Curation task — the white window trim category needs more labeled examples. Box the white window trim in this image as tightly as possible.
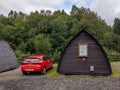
[78,43,88,57]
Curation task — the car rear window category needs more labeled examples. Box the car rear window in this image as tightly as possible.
[24,58,41,62]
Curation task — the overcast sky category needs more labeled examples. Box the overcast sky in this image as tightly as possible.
[0,0,120,25]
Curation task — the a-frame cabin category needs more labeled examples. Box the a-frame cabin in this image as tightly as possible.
[0,41,19,72]
[57,29,112,75]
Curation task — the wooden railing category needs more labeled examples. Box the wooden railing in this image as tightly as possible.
[108,55,120,61]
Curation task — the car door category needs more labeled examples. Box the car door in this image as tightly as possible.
[43,56,49,69]
[46,57,53,68]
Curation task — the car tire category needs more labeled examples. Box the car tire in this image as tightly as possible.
[41,67,46,75]
[51,64,53,69]
[22,72,27,75]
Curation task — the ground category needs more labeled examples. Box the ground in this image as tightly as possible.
[111,62,120,77]
[0,62,120,90]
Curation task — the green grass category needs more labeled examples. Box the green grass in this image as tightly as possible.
[45,66,58,77]
[110,62,120,77]
[45,62,120,77]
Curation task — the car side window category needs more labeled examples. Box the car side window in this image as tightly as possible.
[47,57,51,60]
[43,57,48,60]
[43,56,51,60]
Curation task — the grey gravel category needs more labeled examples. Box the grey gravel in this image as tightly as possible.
[0,67,120,90]
[0,75,120,90]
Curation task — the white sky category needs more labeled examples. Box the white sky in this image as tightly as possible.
[0,0,120,25]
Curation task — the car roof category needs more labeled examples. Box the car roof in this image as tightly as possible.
[26,55,46,59]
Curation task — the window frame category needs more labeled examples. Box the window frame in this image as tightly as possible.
[78,43,88,57]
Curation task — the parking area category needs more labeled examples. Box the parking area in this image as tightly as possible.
[0,67,23,81]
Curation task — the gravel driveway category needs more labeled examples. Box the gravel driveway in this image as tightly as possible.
[0,67,120,90]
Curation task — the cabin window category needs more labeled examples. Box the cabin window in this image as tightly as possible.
[78,43,88,57]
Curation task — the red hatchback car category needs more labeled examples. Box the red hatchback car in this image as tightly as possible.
[21,55,54,75]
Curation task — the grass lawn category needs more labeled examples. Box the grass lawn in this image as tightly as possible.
[45,62,120,77]
[110,61,120,77]
[45,65,58,77]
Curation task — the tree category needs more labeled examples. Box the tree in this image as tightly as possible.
[8,10,14,18]
[0,7,119,62]
[49,15,69,50]
[113,18,120,35]
[70,5,79,15]
[34,34,52,54]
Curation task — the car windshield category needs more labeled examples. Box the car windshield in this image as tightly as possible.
[24,58,41,62]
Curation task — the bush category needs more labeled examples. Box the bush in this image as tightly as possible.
[15,50,31,64]
[51,49,61,63]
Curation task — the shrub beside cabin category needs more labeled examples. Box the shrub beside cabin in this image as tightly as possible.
[57,29,112,75]
[0,41,19,73]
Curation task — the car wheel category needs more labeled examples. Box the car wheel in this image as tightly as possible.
[41,67,46,75]
[51,64,53,69]
[22,72,27,75]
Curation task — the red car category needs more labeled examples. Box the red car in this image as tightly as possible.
[21,55,54,75]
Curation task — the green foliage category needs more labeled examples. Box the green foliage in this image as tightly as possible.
[34,34,52,54]
[51,49,61,62]
[104,47,120,61]
[0,5,119,63]
[15,50,31,63]
[113,18,120,35]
